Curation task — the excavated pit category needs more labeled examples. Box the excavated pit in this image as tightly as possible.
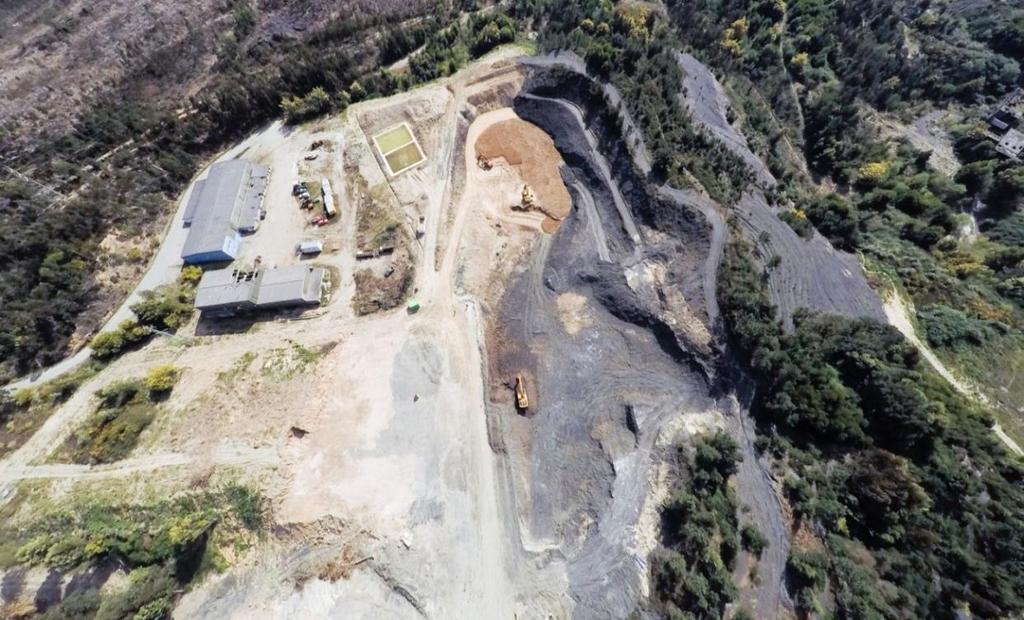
[485,67,723,618]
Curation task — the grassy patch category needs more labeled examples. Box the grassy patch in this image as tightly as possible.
[6,483,267,617]
[57,368,180,464]
[356,183,402,250]
[0,361,103,458]
[260,341,322,380]
[352,255,413,315]
[217,351,257,384]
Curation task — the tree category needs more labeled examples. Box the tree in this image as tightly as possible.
[90,331,126,360]
[845,450,930,544]
[740,523,768,556]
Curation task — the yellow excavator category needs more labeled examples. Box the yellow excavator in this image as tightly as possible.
[521,184,535,208]
[515,374,529,410]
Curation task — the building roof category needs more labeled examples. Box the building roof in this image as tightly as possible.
[182,179,206,225]
[194,265,324,311]
[194,269,257,309]
[254,265,323,306]
[181,160,269,260]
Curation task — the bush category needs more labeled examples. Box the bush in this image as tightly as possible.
[918,304,999,351]
[90,330,126,359]
[130,283,194,330]
[805,193,860,250]
[787,550,830,612]
[179,265,203,286]
[224,483,266,531]
[144,365,180,394]
[72,402,155,464]
[94,564,175,620]
[740,523,768,556]
[91,319,151,360]
[280,86,332,124]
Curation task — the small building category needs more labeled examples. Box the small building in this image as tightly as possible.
[321,178,337,218]
[298,240,324,255]
[181,160,269,264]
[194,265,325,315]
[988,109,1019,134]
[997,128,1024,160]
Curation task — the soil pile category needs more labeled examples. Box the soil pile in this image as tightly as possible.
[475,119,572,232]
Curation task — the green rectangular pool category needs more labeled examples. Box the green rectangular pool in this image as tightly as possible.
[374,124,414,154]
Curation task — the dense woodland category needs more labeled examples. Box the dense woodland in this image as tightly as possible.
[666,0,1024,421]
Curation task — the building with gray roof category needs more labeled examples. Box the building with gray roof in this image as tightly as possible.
[181,159,269,264]
[194,265,325,315]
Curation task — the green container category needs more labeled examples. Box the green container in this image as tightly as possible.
[407,299,421,313]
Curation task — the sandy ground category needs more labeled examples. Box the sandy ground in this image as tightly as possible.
[475,116,572,231]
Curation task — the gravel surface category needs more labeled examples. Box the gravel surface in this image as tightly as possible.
[498,73,728,619]
[676,52,776,187]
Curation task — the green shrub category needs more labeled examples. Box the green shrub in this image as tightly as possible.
[224,483,266,531]
[130,283,194,330]
[740,523,768,557]
[95,564,175,620]
[787,550,830,612]
[918,304,1000,351]
[90,330,126,359]
[179,265,203,286]
[72,403,155,464]
[12,387,34,408]
[96,379,145,409]
[39,588,101,620]
[280,87,332,124]
[144,365,180,394]
[805,193,860,250]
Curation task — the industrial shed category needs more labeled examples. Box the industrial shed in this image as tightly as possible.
[194,265,325,315]
[181,159,269,264]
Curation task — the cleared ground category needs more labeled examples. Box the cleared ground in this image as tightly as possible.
[0,47,738,619]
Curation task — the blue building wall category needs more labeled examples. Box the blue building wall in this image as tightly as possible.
[182,233,240,264]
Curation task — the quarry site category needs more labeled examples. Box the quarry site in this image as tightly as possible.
[2,39,1020,619]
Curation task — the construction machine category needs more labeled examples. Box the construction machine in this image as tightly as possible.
[515,374,529,410]
[521,184,535,208]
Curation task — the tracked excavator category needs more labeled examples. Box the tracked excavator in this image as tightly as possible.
[515,374,529,410]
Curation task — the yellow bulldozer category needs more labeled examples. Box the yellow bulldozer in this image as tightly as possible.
[515,374,529,410]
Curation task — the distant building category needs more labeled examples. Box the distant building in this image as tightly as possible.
[181,160,269,264]
[194,265,325,315]
[997,128,1024,160]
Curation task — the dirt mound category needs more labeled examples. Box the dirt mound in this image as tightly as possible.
[475,119,572,231]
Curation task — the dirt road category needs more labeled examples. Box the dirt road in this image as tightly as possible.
[884,292,1024,456]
